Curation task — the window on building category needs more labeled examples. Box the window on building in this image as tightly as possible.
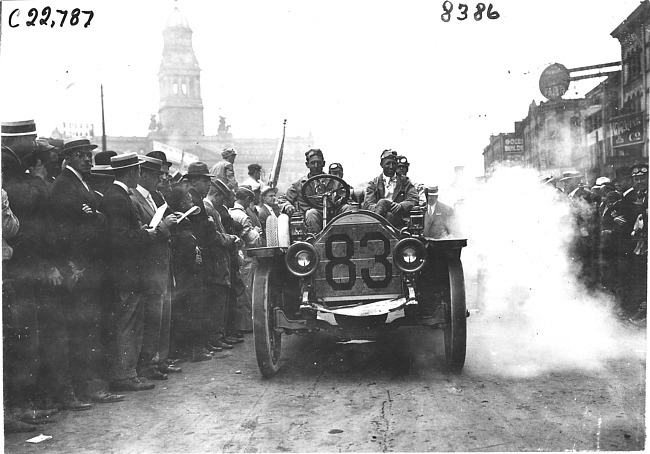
[182,83,187,95]
[173,83,178,95]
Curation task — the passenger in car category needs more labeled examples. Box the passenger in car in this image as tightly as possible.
[363,149,419,227]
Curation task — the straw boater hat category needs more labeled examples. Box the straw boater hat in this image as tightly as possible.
[560,170,582,182]
[147,151,170,174]
[61,138,98,157]
[110,152,144,170]
[1,120,37,137]
[426,185,439,195]
[140,156,163,173]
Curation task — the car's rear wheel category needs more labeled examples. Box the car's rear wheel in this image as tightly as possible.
[443,255,467,372]
[252,260,282,377]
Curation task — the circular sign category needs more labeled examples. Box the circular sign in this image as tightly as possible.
[539,63,570,100]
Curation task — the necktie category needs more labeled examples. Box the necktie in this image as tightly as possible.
[146,193,157,212]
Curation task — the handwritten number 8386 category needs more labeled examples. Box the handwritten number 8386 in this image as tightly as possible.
[441,2,500,21]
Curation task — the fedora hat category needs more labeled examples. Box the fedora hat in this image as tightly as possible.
[1,120,36,137]
[184,161,212,178]
[61,138,98,156]
[110,152,144,170]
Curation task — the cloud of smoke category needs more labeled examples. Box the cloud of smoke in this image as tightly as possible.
[454,166,646,378]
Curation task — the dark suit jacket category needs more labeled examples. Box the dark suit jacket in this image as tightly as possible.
[130,187,171,294]
[423,201,456,239]
[363,173,419,213]
[50,168,108,283]
[99,182,153,291]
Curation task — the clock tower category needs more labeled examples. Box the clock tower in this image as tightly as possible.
[157,6,204,139]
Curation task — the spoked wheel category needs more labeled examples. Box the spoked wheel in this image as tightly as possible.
[443,255,467,372]
[252,260,282,377]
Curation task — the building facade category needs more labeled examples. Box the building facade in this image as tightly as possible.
[483,1,649,185]
[52,6,313,191]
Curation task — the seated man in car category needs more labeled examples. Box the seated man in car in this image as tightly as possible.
[278,148,352,234]
[363,149,419,227]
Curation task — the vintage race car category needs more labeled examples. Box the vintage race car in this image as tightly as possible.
[247,174,468,377]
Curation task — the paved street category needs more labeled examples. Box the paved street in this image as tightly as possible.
[4,314,646,453]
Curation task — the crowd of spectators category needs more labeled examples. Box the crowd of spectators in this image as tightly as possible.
[1,119,273,433]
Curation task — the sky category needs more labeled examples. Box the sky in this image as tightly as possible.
[0,0,642,186]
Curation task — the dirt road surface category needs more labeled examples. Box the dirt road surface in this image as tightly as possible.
[4,315,646,453]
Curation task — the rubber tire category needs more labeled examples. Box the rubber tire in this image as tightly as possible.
[443,255,467,372]
[252,260,282,377]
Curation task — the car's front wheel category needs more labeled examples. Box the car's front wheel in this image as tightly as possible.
[443,254,467,372]
[252,260,282,377]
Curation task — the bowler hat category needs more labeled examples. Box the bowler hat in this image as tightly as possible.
[1,120,36,137]
[110,152,144,170]
[61,138,98,156]
[560,170,582,181]
[380,149,397,161]
[92,151,117,176]
[184,161,212,178]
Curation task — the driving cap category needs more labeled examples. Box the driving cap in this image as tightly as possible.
[560,170,582,181]
[222,147,237,159]
[329,162,343,172]
[305,148,324,160]
[2,120,36,137]
[630,163,649,177]
[61,138,98,156]
[211,177,232,196]
[110,152,144,170]
[396,155,409,166]
[184,161,212,177]
[260,185,278,197]
[140,155,163,172]
[380,149,398,161]
[236,186,255,199]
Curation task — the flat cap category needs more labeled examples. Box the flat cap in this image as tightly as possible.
[380,149,398,161]
[222,148,237,159]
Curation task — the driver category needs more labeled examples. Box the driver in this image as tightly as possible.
[278,148,352,233]
[363,149,419,227]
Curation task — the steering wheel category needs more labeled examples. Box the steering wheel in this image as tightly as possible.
[300,174,351,210]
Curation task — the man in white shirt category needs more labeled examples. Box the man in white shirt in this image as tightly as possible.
[363,149,419,227]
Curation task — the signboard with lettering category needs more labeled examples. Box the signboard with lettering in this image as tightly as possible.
[503,134,524,153]
[610,112,645,149]
[539,63,570,101]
